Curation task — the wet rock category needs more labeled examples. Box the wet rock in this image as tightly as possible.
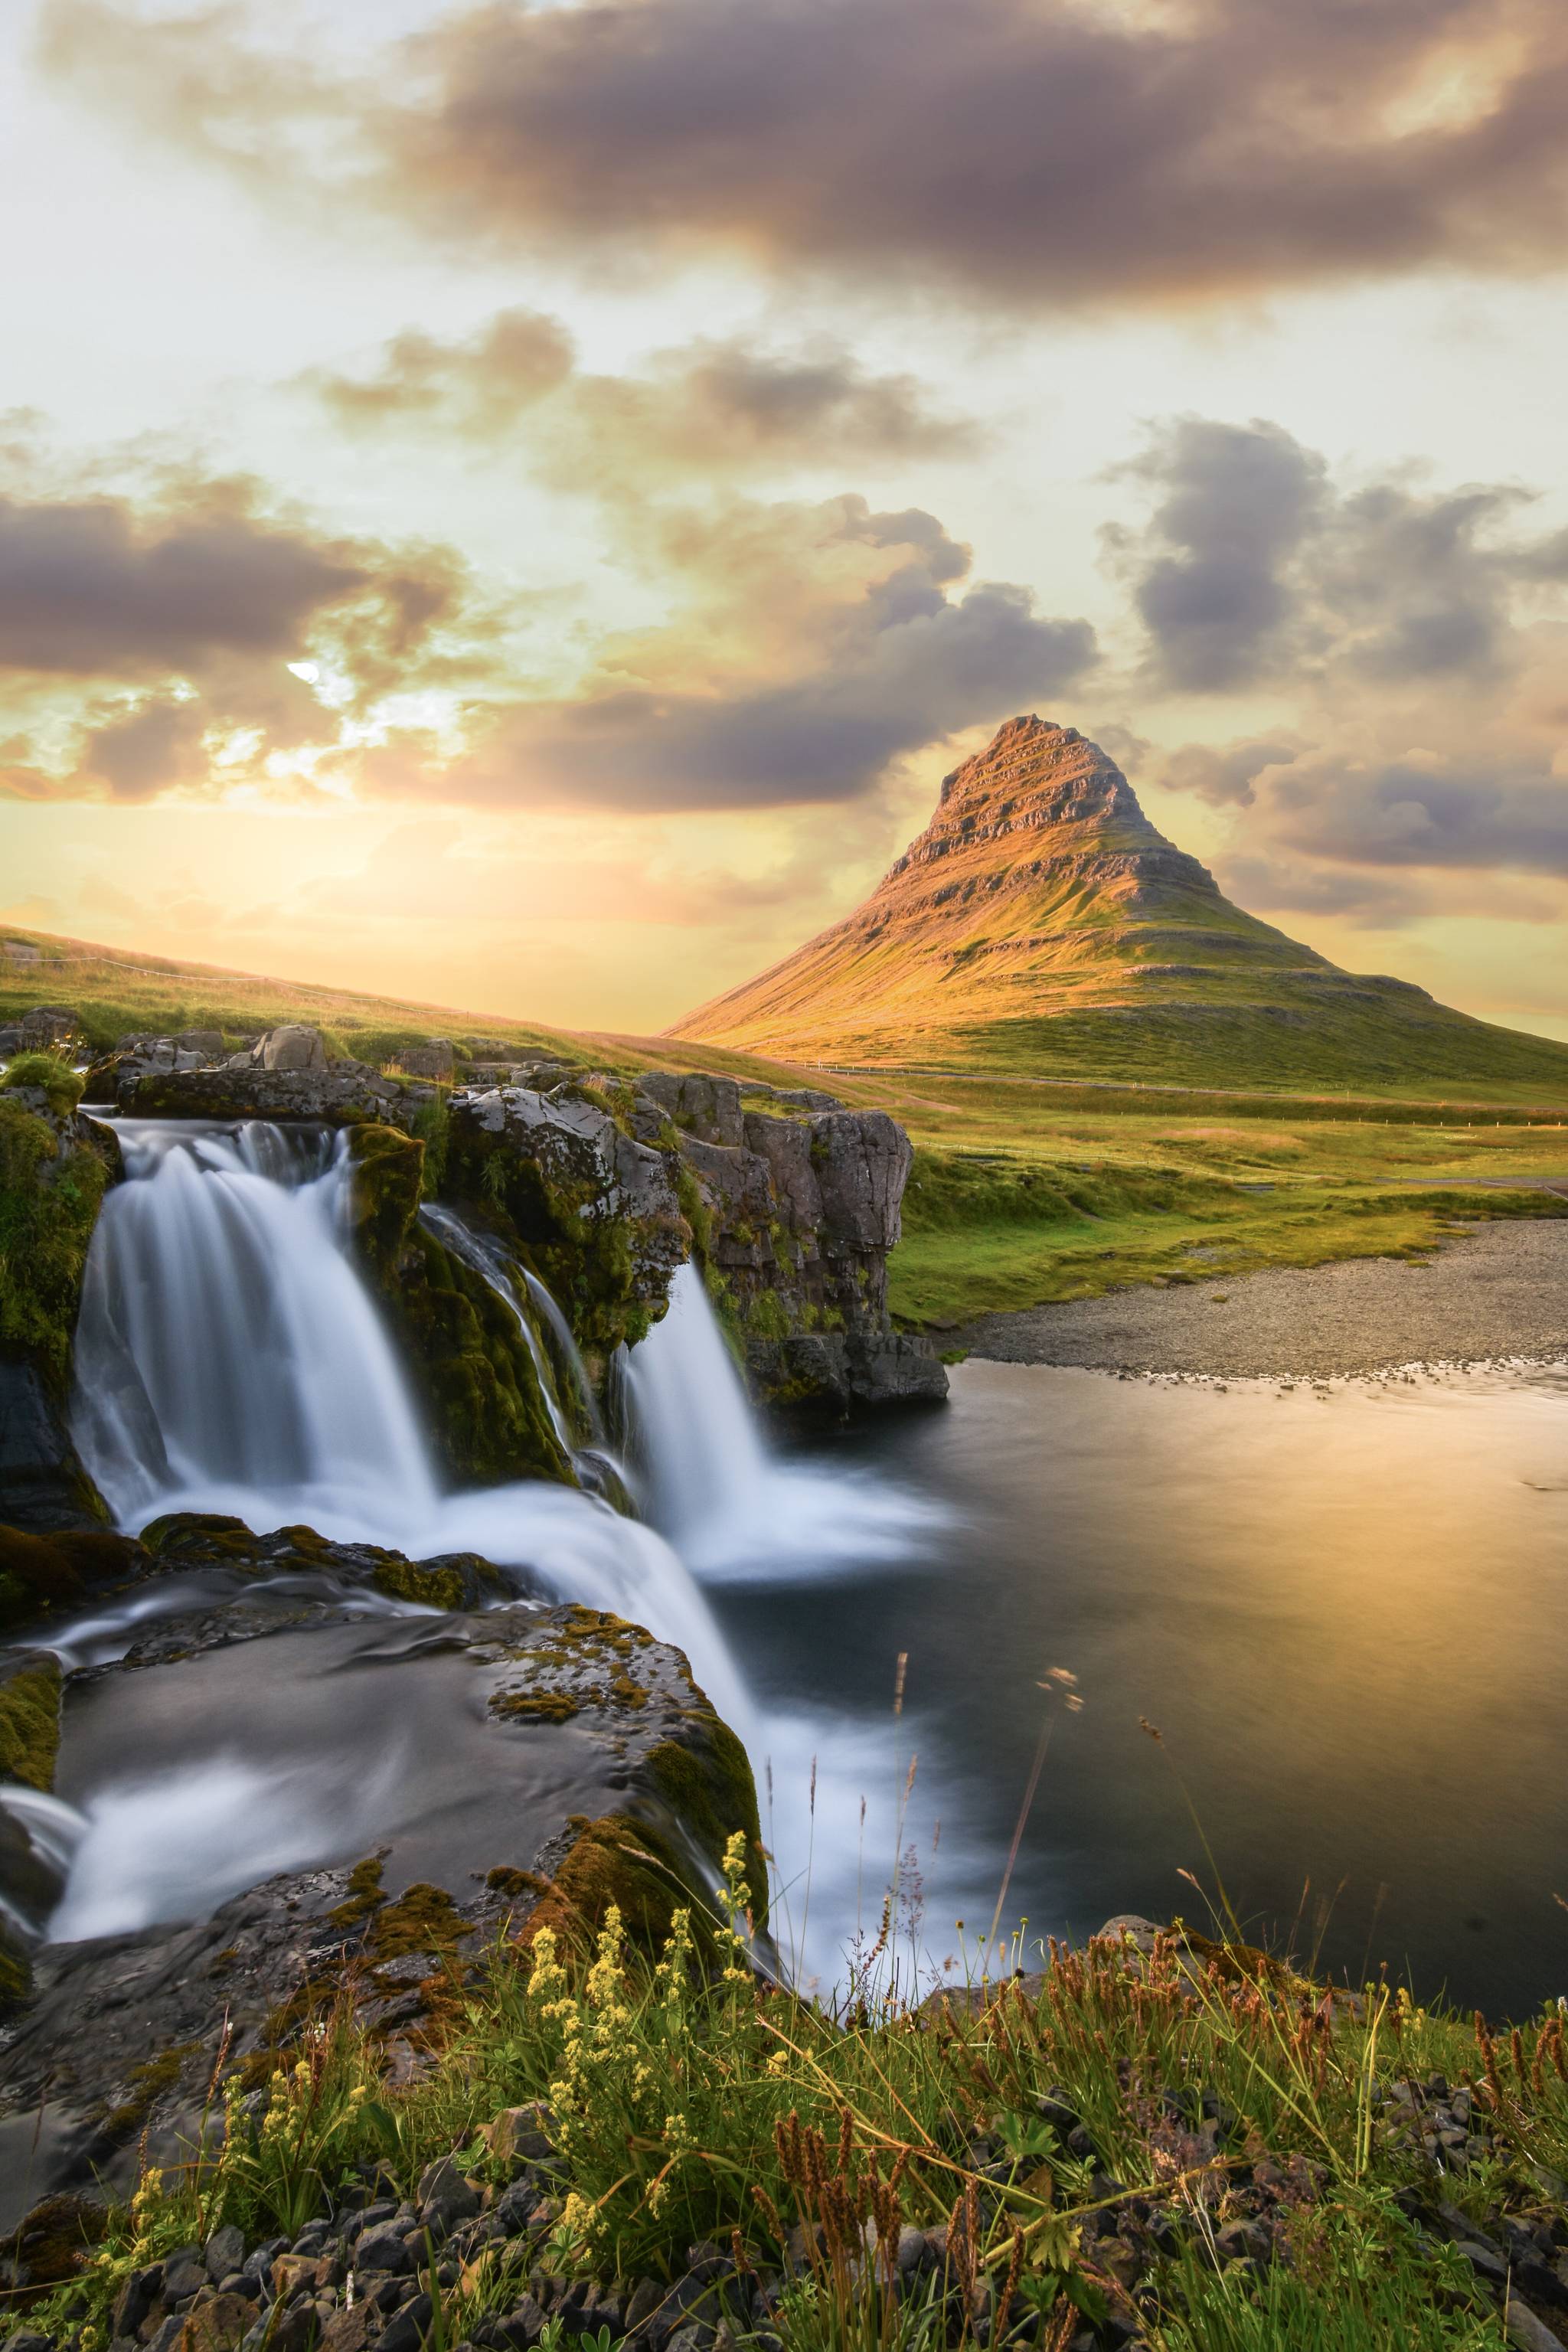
[0,1599,761,2223]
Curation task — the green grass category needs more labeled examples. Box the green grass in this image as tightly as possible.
[945,992,1568,1104]
[890,1145,1568,1326]
[36,1854,1566,2352]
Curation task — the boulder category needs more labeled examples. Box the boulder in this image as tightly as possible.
[636,1071,744,1148]
[250,1024,328,1074]
[15,1010,78,1054]
[446,1085,688,1355]
[0,1586,763,2223]
[0,1099,120,1530]
[397,1039,456,1082]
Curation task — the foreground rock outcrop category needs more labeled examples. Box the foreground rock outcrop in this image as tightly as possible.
[0,1514,763,2223]
[0,1080,120,1536]
[70,1022,943,1422]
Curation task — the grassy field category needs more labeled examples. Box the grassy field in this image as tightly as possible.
[779,1070,1568,1329]
[8,923,1568,1327]
[33,1855,1568,2352]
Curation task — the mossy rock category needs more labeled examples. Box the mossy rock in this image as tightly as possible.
[371,1551,505,1610]
[347,1121,426,1277]
[516,1812,699,1956]
[364,1218,576,1487]
[0,1522,144,1633]
[0,1099,113,1396]
[0,1652,61,1791]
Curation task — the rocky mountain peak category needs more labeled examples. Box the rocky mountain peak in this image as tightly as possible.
[887,715,1169,886]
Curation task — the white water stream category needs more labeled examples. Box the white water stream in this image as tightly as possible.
[22,1120,943,1984]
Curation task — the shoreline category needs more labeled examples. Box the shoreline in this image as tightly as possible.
[951,1215,1568,1382]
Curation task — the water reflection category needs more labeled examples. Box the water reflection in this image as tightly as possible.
[717,1361,1568,2017]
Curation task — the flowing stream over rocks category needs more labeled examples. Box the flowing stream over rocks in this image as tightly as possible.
[12,1119,942,1994]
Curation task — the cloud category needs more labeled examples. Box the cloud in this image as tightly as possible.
[368,495,1097,812]
[79,695,208,800]
[1118,417,1568,696]
[1265,750,1568,879]
[0,487,367,678]
[309,309,577,433]
[308,315,977,479]
[0,461,494,802]
[1109,420,1326,691]
[38,0,1568,313]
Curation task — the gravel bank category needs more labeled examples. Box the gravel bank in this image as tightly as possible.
[953,1217,1568,1380]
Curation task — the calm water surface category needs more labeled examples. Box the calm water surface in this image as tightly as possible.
[715,1361,1568,2017]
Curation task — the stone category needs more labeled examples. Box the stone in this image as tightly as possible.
[176,2294,256,2352]
[1504,2305,1568,2352]
[416,2156,481,2228]
[637,1072,744,1148]
[400,1040,456,1081]
[204,2226,245,2284]
[164,2259,208,2305]
[375,2295,434,2352]
[487,2105,554,2167]
[253,1025,328,1074]
[113,2268,165,2338]
[351,2232,414,2276]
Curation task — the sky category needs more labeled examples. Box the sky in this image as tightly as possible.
[3,0,1568,1040]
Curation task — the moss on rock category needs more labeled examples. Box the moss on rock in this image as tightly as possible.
[0,1654,61,1791]
[346,1122,426,1279]
[0,1523,143,1633]
[343,1127,576,1485]
[517,1812,697,1955]
[0,1099,112,1396]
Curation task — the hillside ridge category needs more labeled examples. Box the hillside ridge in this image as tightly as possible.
[671,715,1568,1097]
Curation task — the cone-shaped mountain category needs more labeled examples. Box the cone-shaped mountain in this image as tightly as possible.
[672,717,1568,1095]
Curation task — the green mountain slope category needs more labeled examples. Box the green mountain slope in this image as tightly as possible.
[671,716,1568,1101]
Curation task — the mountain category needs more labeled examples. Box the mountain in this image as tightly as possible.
[671,715,1568,1097]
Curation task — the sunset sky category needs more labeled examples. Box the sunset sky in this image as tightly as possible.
[4,0,1567,1039]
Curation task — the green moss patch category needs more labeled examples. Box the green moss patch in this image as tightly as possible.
[0,1099,111,1393]
[0,1655,61,1790]
[346,1121,426,1277]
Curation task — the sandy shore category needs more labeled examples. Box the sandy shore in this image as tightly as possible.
[953,1217,1568,1380]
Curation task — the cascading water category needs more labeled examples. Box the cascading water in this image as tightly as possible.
[29,1119,946,1988]
[76,1124,437,1527]
[626,1262,943,1579]
[69,1121,745,1726]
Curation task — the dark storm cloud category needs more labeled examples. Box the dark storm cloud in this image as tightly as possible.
[41,0,1568,311]
[0,489,368,678]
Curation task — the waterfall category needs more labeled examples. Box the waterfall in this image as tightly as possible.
[76,1124,436,1527]
[56,1119,942,1988]
[624,1263,770,1549]
[625,1262,944,1581]
[70,1121,747,1729]
[416,1201,624,1500]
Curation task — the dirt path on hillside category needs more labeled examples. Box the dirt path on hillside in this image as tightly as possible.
[952,1217,1568,1380]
